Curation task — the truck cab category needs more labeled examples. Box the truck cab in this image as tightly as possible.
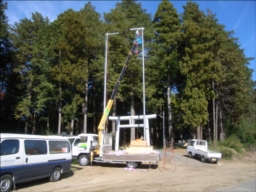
[67,134,98,166]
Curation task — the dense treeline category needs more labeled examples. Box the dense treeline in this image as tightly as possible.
[1,0,255,147]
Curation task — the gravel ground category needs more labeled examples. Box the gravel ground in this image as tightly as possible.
[14,148,256,192]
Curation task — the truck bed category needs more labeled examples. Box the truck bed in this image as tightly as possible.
[196,149,222,158]
[102,152,160,163]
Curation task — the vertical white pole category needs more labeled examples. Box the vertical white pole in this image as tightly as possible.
[102,32,118,157]
[103,33,108,113]
[141,28,148,145]
[103,32,119,113]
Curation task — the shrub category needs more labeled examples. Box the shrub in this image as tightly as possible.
[215,135,245,159]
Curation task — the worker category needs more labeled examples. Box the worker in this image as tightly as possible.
[133,30,142,55]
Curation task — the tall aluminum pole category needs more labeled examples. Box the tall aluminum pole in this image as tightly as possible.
[103,32,119,113]
[141,28,147,144]
[130,27,148,145]
[103,34,108,113]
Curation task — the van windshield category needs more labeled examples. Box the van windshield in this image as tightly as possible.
[188,140,195,146]
[0,139,19,155]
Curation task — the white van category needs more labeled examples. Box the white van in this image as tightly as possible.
[0,133,72,192]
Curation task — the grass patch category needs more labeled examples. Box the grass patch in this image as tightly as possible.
[72,159,78,164]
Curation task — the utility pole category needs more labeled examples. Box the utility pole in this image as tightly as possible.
[130,27,148,144]
[103,32,119,133]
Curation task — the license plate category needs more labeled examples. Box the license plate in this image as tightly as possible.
[212,158,216,161]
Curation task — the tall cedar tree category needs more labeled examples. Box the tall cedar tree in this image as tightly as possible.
[30,21,62,134]
[178,2,223,139]
[152,0,180,144]
[215,31,254,136]
[0,0,19,132]
[79,2,104,134]
[51,9,90,134]
[10,12,50,134]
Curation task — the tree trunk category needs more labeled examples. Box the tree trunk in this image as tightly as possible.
[93,85,96,134]
[196,126,202,139]
[57,84,62,134]
[213,81,217,148]
[32,111,36,134]
[192,129,196,139]
[83,80,88,134]
[215,100,219,144]
[219,108,225,141]
[57,50,62,134]
[207,119,211,142]
[47,114,50,130]
[24,119,29,134]
[167,81,173,144]
[70,118,74,135]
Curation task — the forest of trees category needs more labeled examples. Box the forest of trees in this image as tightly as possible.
[1,0,255,148]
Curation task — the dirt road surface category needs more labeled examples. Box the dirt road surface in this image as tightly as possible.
[15,149,256,192]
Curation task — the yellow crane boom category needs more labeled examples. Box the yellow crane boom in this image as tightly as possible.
[97,41,137,148]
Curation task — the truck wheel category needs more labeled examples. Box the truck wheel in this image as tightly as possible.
[188,152,193,158]
[79,155,89,166]
[50,167,61,182]
[126,162,139,169]
[201,156,206,163]
[0,174,13,192]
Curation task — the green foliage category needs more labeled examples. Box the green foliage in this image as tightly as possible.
[211,135,245,159]
[220,135,244,153]
[44,128,53,135]
[1,0,255,147]
[237,117,256,144]
[72,159,78,164]
[178,2,220,130]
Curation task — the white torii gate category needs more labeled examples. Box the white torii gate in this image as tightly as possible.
[109,114,157,151]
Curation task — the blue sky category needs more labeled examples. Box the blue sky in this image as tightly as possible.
[4,0,256,81]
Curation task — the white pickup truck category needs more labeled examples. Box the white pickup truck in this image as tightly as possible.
[186,139,222,163]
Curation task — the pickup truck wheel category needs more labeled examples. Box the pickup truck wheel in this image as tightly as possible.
[126,162,139,169]
[0,174,13,192]
[79,155,89,166]
[188,152,193,158]
[201,156,206,163]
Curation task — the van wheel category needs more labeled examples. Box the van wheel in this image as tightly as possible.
[1,174,13,192]
[50,167,61,182]
[188,152,193,158]
[79,155,89,166]
[201,156,206,163]
[126,162,139,169]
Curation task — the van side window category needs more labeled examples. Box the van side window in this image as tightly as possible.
[0,139,19,156]
[25,140,47,155]
[49,141,70,154]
